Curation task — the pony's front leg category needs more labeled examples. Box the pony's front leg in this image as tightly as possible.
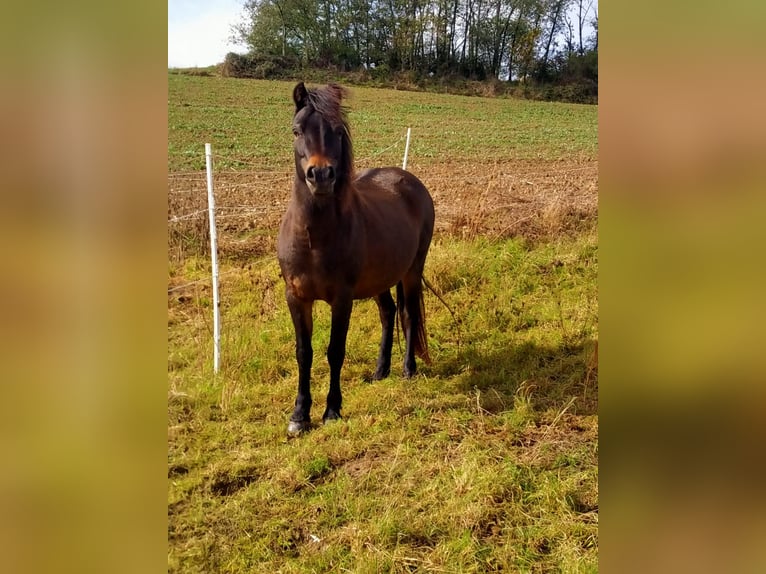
[324,293,353,423]
[286,291,314,436]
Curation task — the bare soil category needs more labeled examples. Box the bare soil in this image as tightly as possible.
[168,158,597,261]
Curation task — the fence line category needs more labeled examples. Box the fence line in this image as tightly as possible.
[204,143,221,373]
[210,153,260,169]
[169,132,411,176]
[169,209,208,223]
[168,278,208,294]
[167,268,242,294]
[168,169,597,192]
[169,168,288,176]
[357,134,406,163]
[215,212,270,221]
[402,128,411,170]
[168,174,596,225]
[168,133,598,232]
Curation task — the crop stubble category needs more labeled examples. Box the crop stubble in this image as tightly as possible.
[168,157,597,261]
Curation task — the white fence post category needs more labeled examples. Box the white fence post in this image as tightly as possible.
[402,127,411,170]
[205,143,221,373]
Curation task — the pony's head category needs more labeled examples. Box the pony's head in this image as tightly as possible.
[292,82,353,196]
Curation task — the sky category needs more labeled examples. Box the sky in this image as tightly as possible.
[168,0,249,68]
[168,0,597,69]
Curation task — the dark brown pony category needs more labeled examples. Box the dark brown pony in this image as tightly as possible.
[277,82,435,436]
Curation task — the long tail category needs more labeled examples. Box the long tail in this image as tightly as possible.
[414,285,431,364]
[422,276,455,321]
[422,275,460,355]
[396,282,431,365]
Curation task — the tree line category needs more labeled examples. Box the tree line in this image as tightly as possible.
[230,0,597,97]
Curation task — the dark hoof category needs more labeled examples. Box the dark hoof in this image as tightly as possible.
[287,419,311,437]
[403,359,417,378]
[372,368,390,381]
[322,410,342,425]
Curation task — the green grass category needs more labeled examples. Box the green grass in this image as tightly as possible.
[168,234,597,572]
[168,74,597,172]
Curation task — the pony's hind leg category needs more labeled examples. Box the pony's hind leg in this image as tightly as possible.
[397,271,428,378]
[373,290,396,380]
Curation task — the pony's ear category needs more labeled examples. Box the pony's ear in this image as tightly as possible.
[293,82,308,111]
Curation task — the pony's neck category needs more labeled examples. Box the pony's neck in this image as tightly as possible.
[289,178,356,249]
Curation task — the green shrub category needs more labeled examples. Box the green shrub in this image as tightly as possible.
[221,52,299,79]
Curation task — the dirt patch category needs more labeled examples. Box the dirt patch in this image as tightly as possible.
[208,469,261,496]
[167,158,597,261]
[422,158,597,240]
[338,450,385,480]
[512,413,598,468]
[168,464,190,478]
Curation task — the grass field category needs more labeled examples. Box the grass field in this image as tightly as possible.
[168,74,598,572]
[168,74,597,172]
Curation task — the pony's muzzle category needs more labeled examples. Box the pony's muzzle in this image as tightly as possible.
[305,156,336,194]
[306,165,335,187]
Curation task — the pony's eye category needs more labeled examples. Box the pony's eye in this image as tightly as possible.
[292,128,300,137]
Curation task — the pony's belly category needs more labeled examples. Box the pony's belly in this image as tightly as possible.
[353,267,407,299]
[353,283,387,300]
[287,268,395,302]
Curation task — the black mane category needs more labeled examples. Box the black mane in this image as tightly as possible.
[303,84,354,178]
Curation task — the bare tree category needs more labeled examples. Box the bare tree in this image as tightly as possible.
[577,0,593,55]
[539,0,570,77]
